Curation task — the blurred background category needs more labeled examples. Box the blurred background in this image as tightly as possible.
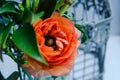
[0,0,120,80]
[104,0,120,80]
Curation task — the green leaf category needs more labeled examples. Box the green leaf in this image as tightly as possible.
[2,16,9,26]
[0,3,23,23]
[81,31,88,43]
[0,20,13,49]
[31,11,44,23]
[0,22,13,49]
[12,12,23,23]
[0,2,16,14]
[38,0,57,19]
[0,0,6,7]
[75,24,85,31]
[6,71,19,80]
[0,21,13,61]
[22,8,32,23]
[23,8,44,23]
[15,58,28,64]
[12,23,47,65]
[75,24,88,43]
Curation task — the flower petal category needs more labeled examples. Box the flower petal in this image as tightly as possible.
[22,12,81,78]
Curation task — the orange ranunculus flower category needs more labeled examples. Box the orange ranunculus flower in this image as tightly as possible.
[22,13,81,77]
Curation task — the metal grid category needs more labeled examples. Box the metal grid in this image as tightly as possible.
[70,0,112,80]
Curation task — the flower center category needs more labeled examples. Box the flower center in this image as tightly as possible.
[44,35,57,50]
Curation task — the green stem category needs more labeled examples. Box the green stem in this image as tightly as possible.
[32,0,40,13]
[55,0,64,10]
[59,5,70,15]
[26,0,31,10]
[6,47,27,64]
[61,75,66,80]
[0,48,3,61]
[17,64,22,80]
[22,70,26,80]
[7,47,16,60]
[18,4,24,12]
[53,78,56,80]
[22,68,33,80]
[56,0,76,15]
[52,76,57,80]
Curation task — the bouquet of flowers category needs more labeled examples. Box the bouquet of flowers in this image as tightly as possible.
[0,0,87,80]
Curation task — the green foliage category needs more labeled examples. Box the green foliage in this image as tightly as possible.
[22,8,44,23]
[32,0,40,13]
[0,22,13,49]
[0,2,16,14]
[0,2,22,22]
[0,0,88,79]
[0,0,6,7]
[0,17,13,61]
[75,24,88,43]
[25,0,31,10]
[31,11,44,23]
[15,58,28,64]
[1,16,10,26]
[6,71,19,80]
[0,0,46,65]
[12,23,47,65]
[22,8,32,23]
[38,0,57,19]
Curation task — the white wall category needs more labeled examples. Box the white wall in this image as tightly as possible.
[109,0,120,35]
